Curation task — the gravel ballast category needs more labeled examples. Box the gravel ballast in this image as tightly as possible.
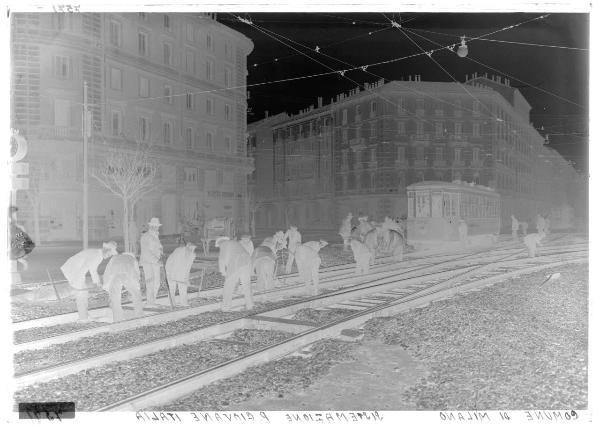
[13,300,296,375]
[153,339,357,411]
[362,263,588,410]
[14,328,295,411]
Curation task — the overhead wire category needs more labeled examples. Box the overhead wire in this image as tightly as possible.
[400,25,587,110]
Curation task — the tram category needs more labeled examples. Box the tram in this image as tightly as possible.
[406,181,501,245]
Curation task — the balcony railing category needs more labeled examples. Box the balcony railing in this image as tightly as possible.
[410,133,431,144]
[413,159,428,168]
[433,160,447,168]
[30,126,82,139]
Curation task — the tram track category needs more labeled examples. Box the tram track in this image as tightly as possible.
[95,248,586,411]
[13,235,583,333]
[12,238,568,350]
[13,240,585,389]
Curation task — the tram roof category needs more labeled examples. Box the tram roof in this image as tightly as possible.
[406,181,501,197]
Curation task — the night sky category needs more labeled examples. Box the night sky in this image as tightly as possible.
[217,12,589,172]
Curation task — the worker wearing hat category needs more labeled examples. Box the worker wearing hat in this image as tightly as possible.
[60,241,118,321]
[140,217,163,305]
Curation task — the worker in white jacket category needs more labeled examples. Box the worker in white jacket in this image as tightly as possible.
[284,226,302,274]
[60,241,118,321]
[295,240,327,295]
[140,217,163,305]
[103,252,143,322]
[165,242,197,306]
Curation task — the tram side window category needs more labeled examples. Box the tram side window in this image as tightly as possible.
[443,192,459,217]
[416,191,430,217]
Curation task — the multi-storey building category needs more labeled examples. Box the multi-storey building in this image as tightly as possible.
[248,74,584,235]
[11,12,254,242]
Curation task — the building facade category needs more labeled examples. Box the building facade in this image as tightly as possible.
[11,12,254,242]
[248,74,585,236]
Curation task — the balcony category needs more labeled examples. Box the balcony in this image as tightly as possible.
[349,137,366,151]
[413,159,428,168]
[448,134,470,147]
[452,160,465,168]
[471,159,484,169]
[30,126,82,140]
[395,159,408,168]
[433,159,447,168]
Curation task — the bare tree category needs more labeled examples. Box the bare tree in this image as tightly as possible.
[92,142,157,252]
[26,162,42,245]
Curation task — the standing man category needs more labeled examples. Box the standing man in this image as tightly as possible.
[60,241,118,321]
[216,237,254,311]
[536,214,546,235]
[140,217,163,306]
[284,225,302,274]
[511,215,520,241]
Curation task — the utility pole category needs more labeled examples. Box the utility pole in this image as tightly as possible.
[83,81,89,249]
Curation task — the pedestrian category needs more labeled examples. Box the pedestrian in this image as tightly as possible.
[339,213,353,251]
[103,253,143,322]
[8,206,35,271]
[511,215,519,241]
[165,242,197,307]
[140,217,163,306]
[295,240,327,295]
[60,241,118,321]
[536,214,546,235]
[216,237,253,311]
[524,232,545,258]
[284,225,302,274]
[458,219,469,246]
[520,221,529,236]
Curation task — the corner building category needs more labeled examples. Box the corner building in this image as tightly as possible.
[11,13,253,242]
[249,74,584,236]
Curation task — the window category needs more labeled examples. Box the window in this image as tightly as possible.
[355,105,361,122]
[139,76,149,98]
[206,59,214,80]
[186,93,194,110]
[224,136,232,153]
[164,15,171,31]
[454,99,463,117]
[217,169,224,186]
[397,146,405,162]
[53,14,72,31]
[184,168,197,184]
[435,147,444,161]
[416,146,424,160]
[416,121,424,136]
[206,132,214,151]
[109,20,122,47]
[206,33,213,51]
[186,23,195,42]
[163,85,172,104]
[163,43,172,65]
[473,147,480,162]
[185,50,195,74]
[455,122,462,136]
[111,110,122,136]
[370,101,377,117]
[342,129,348,143]
[163,122,172,145]
[110,67,122,90]
[206,98,214,115]
[454,148,461,162]
[416,98,425,115]
[416,191,430,217]
[194,132,202,150]
[398,98,405,115]
[370,122,376,137]
[435,122,443,138]
[139,117,150,141]
[138,32,148,56]
[185,127,193,149]
[224,67,232,87]
[224,104,232,121]
[54,56,71,79]
[54,99,70,126]
[473,100,481,116]
[398,121,406,135]
[473,122,480,137]
[139,12,147,20]
[224,42,232,59]
[342,109,348,124]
